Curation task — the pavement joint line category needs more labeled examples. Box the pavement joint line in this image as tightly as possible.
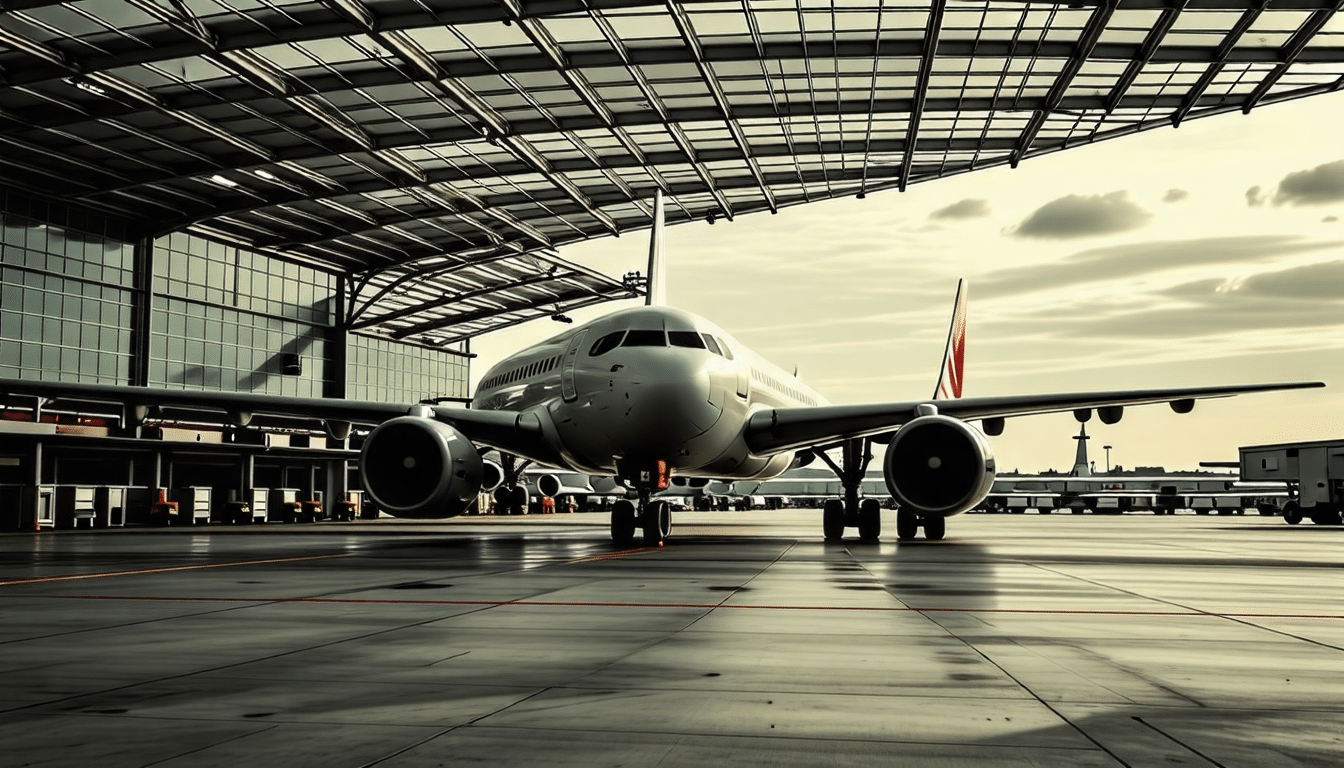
[1132,716,1228,768]
[0,553,356,586]
[39,594,1344,618]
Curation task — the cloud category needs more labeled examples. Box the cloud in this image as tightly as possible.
[1162,189,1189,203]
[1006,191,1151,239]
[1246,186,1268,207]
[986,260,1344,344]
[1205,260,1344,301]
[1326,216,1340,223]
[929,198,990,220]
[975,236,1343,299]
[1272,159,1344,206]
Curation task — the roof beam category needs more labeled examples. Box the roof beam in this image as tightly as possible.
[347,247,531,325]
[1013,0,1118,167]
[665,0,775,213]
[1171,2,1269,127]
[309,0,620,237]
[141,135,1007,242]
[1242,1,1344,113]
[389,285,624,340]
[71,93,1158,209]
[8,16,1344,96]
[8,36,1344,134]
[434,294,616,346]
[352,270,578,330]
[898,0,946,192]
[492,2,654,219]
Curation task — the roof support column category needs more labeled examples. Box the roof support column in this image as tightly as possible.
[326,274,350,400]
[130,235,155,388]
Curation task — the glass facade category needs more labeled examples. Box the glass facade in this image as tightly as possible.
[1,198,470,402]
[349,334,469,405]
[150,233,337,397]
[0,209,136,383]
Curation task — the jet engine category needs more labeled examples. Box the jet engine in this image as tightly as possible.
[359,417,483,519]
[480,460,504,493]
[883,415,996,517]
[536,473,562,498]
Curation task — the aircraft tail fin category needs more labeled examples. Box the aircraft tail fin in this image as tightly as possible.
[933,279,968,400]
[644,190,666,306]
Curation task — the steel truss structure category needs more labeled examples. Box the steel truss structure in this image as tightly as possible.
[1,0,1342,343]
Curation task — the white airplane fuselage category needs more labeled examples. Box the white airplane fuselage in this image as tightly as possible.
[471,305,828,481]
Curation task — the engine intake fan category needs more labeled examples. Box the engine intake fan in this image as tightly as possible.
[359,417,483,519]
[884,415,996,517]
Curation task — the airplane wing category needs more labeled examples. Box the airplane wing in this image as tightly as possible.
[744,381,1325,455]
[0,377,547,459]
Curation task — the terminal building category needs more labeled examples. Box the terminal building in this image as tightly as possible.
[2,1,1343,529]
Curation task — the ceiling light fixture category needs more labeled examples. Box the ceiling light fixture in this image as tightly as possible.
[71,80,107,96]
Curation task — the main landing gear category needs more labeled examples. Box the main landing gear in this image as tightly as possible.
[816,438,883,541]
[492,455,532,515]
[895,508,945,541]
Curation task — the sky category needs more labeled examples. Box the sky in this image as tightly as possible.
[471,91,1344,473]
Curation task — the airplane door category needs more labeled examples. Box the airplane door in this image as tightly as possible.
[560,329,588,403]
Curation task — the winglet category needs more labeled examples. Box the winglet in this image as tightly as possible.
[933,279,968,400]
[644,189,665,306]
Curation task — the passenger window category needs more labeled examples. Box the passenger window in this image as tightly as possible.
[701,334,722,355]
[668,331,706,349]
[622,329,666,347]
[589,331,625,356]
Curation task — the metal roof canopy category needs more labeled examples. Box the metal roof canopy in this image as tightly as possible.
[1,0,1341,345]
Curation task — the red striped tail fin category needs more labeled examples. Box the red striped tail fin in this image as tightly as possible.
[933,279,968,400]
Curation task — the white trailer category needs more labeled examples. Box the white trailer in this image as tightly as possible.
[1240,439,1344,525]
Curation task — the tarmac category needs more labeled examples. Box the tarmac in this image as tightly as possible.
[2,510,1342,767]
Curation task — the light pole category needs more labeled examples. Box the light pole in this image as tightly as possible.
[1103,445,1113,473]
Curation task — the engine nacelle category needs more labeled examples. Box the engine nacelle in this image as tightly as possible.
[480,460,504,493]
[359,417,483,519]
[536,473,562,498]
[884,415,996,518]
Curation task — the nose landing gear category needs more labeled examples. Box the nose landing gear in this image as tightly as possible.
[610,460,674,547]
[609,492,672,547]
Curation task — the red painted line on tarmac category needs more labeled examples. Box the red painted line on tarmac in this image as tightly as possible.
[0,553,355,586]
[565,547,662,564]
[40,593,1344,620]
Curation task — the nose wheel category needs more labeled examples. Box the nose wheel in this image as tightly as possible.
[611,500,636,544]
[610,496,672,546]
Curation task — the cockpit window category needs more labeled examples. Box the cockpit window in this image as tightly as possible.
[589,331,625,356]
[668,331,706,349]
[717,337,734,360]
[622,329,666,347]
[701,334,722,356]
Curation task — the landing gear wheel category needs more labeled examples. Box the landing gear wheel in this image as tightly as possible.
[822,499,845,541]
[1283,501,1302,526]
[643,500,670,545]
[896,508,919,540]
[611,500,636,545]
[858,499,881,541]
[923,515,946,541]
[1310,509,1342,526]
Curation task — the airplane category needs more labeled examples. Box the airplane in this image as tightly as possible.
[0,192,1325,545]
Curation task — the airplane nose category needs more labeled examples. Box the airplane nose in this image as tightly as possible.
[584,350,721,451]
